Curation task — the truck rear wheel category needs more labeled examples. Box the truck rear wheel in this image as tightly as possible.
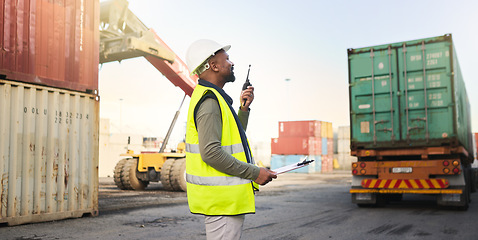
[437,186,469,210]
[160,159,175,191]
[461,187,470,210]
[171,158,187,192]
[113,158,129,190]
[122,158,149,190]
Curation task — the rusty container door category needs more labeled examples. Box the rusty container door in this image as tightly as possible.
[0,80,99,226]
[0,0,99,93]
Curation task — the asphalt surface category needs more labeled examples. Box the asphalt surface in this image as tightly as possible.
[2,171,478,240]
[97,171,352,213]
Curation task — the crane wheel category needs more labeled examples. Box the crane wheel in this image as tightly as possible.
[160,159,175,191]
[122,158,149,190]
[113,158,129,190]
[171,158,187,192]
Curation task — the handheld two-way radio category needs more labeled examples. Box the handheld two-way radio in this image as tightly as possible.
[242,65,252,107]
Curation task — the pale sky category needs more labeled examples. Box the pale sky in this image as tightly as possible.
[99,0,478,147]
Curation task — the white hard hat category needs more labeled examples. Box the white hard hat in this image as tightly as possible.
[186,39,231,75]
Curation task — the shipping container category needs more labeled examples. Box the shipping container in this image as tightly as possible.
[314,155,322,172]
[98,126,143,178]
[348,34,476,209]
[321,155,333,173]
[278,120,321,138]
[338,126,350,140]
[321,137,327,155]
[348,34,473,156]
[337,139,350,154]
[337,126,352,169]
[320,121,328,138]
[271,137,321,155]
[333,135,338,154]
[474,133,478,159]
[327,138,333,156]
[0,0,100,93]
[327,122,333,139]
[337,153,356,170]
[0,80,99,226]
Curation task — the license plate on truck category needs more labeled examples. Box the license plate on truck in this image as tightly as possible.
[392,167,413,173]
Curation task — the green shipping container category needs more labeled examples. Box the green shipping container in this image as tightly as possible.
[348,34,473,158]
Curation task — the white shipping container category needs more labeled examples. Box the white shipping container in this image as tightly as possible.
[337,139,351,154]
[0,80,99,226]
[338,126,350,140]
[251,141,272,168]
[337,153,357,170]
[99,130,143,178]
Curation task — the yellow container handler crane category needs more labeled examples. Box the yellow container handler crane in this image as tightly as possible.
[99,0,197,191]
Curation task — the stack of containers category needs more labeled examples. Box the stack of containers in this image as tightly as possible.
[271,120,327,173]
[337,126,357,170]
[0,0,99,226]
[475,133,478,155]
[474,133,478,166]
[320,122,334,172]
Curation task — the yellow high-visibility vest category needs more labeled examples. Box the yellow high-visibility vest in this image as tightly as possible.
[185,83,256,215]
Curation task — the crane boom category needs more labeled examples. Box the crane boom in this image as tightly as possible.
[144,29,196,97]
[99,0,197,96]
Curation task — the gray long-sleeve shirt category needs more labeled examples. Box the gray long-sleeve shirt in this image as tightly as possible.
[195,97,260,181]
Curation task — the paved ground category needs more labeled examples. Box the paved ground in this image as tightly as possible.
[98,170,352,213]
[3,171,478,240]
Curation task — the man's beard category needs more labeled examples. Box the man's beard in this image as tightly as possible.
[225,66,235,82]
[225,72,235,82]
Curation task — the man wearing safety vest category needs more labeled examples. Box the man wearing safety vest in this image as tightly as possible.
[185,39,277,240]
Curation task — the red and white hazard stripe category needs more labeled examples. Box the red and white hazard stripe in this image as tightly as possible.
[361,179,449,189]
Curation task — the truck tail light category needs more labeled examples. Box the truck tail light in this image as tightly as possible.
[443,161,449,166]
[453,168,460,174]
[452,160,459,167]
[352,162,368,175]
[443,168,450,174]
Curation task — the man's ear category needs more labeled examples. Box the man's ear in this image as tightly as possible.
[208,58,219,72]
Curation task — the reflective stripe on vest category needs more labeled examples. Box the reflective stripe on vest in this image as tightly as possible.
[186,143,245,155]
[186,143,255,164]
[186,174,251,186]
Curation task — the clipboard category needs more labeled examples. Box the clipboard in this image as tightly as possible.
[272,156,315,174]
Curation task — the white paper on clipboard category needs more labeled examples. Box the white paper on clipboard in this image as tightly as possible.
[272,157,314,174]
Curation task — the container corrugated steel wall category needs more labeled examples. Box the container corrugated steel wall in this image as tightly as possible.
[271,137,321,155]
[327,138,333,156]
[314,155,322,172]
[320,122,328,138]
[474,133,478,159]
[0,80,99,226]
[321,137,327,155]
[337,126,355,170]
[348,34,473,157]
[338,126,350,139]
[0,0,100,93]
[321,155,333,173]
[278,120,321,138]
[326,122,333,139]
